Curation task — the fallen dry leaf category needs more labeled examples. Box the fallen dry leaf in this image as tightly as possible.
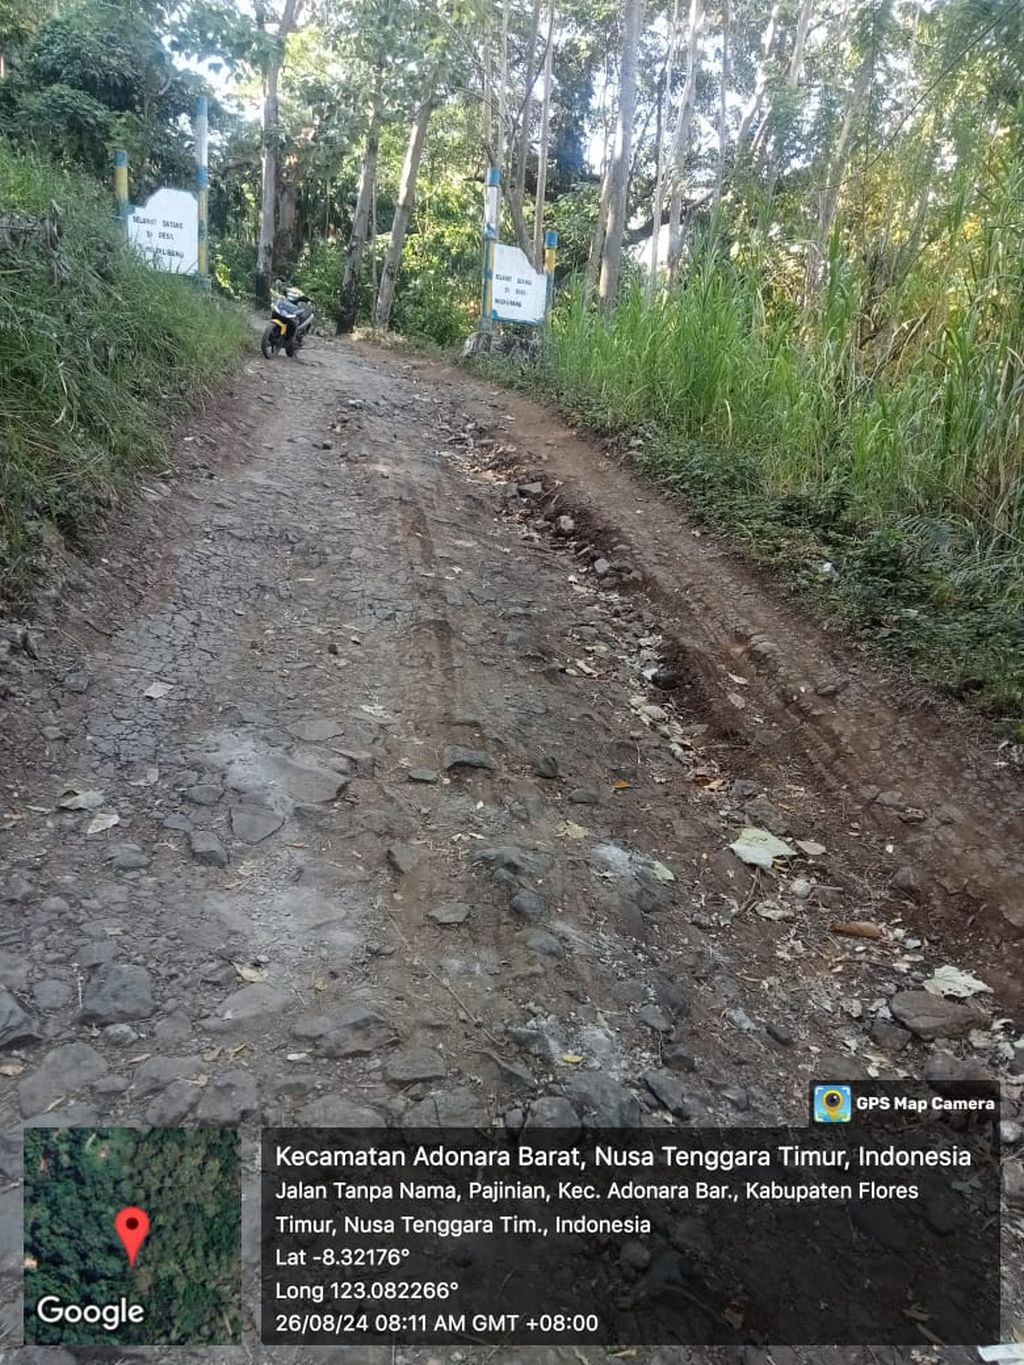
[693,772,727,790]
[556,820,590,841]
[756,902,794,921]
[923,964,992,999]
[85,811,120,835]
[730,827,796,869]
[57,789,105,811]
[232,962,267,984]
[795,838,827,857]
[832,921,884,939]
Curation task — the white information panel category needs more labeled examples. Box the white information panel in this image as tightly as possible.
[128,187,198,274]
[491,243,548,324]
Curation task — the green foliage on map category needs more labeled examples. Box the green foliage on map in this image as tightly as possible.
[24,1127,242,1345]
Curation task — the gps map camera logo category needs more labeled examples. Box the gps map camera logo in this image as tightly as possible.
[813,1085,852,1123]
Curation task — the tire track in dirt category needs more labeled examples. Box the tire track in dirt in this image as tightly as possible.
[388,348,1023,963]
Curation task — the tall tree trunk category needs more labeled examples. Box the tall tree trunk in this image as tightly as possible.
[735,0,780,158]
[585,173,611,298]
[482,25,493,164]
[666,0,704,277]
[598,0,644,309]
[584,58,615,298]
[274,164,299,273]
[370,176,378,296]
[507,187,535,257]
[648,0,680,290]
[714,0,730,204]
[760,0,815,192]
[514,0,542,221]
[255,0,302,309]
[787,0,814,84]
[497,0,510,169]
[532,0,555,267]
[336,89,382,334]
[373,90,438,330]
[805,30,876,299]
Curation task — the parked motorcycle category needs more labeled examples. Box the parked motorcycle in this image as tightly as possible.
[261,287,314,358]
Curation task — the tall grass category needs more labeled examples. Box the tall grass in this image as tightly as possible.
[0,143,250,598]
[541,190,1024,716]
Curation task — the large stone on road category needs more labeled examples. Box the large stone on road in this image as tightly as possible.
[17,1042,108,1116]
[387,843,422,876]
[643,1070,695,1119]
[214,983,291,1025]
[384,1047,447,1085]
[145,1080,201,1125]
[524,1096,580,1130]
[273,756,349,804]
[292,1005,393,1058]
[402,1086,489,1128]
[563,1072,643,1127]
[442,746,497,773]
[80,963,155,1024]
[472,845,550,886]
[189,830,228,867]
[428,902,470,925]
[890,990,988,1040]
[297,1097,386,1126]
[132,1055,205,1098]
[230,805,284,844]
[195,1068,259,1123]
[288,718,346,743]
[0,988,38,1049]
[0,953,30,991]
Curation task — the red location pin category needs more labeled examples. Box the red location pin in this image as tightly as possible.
[114,1207,150,1267]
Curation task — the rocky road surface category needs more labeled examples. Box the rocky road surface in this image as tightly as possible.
[1,335,1022,1365]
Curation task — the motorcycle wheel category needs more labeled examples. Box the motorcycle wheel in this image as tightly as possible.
[260,323,280,359]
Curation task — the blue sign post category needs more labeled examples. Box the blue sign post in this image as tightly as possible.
[544,228,558,315]
[114,150,129,239]
[195,96,210,289]
[480,166,501,333]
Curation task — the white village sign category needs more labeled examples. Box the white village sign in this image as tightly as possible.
[490,243,548,325]
[128,187,199,275]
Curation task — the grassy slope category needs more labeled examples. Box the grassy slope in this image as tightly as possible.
[470,276,1024,728]
[0,144,250,602]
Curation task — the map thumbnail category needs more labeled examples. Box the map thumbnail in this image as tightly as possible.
[24,1126,241,1345]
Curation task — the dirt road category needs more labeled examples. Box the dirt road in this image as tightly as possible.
[1,335,1020,1364]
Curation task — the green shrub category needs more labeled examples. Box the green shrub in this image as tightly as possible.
[392,271,475,346]
[292,237,343,319]
[0,141,249,600]
[211,236,256,300]
[529,242,1024,718]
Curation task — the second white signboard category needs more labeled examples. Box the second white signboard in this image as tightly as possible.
[128,187,198,275]
[491,244,548,325]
